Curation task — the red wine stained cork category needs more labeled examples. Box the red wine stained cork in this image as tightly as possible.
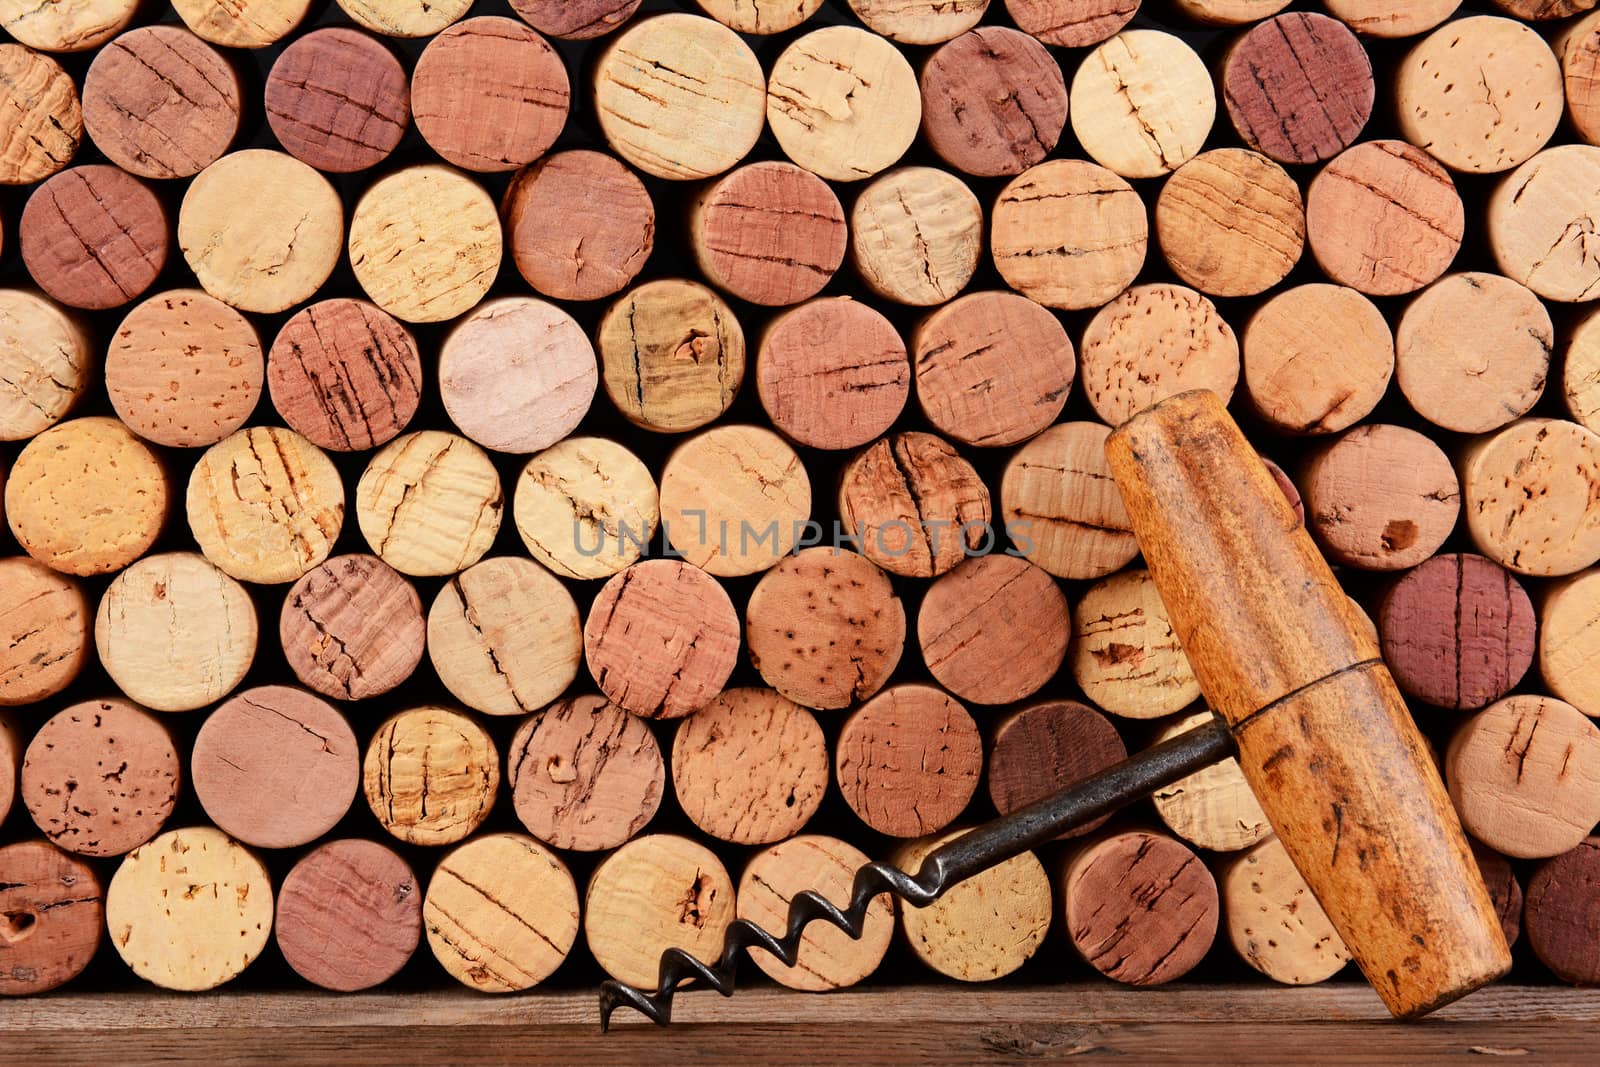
[267,300,421,453]
[837,685,981,838]
[1561,13,1600,146]
[364,707,499,847]
[1305,140,1464,297]
[1151,711,1271,852]
[745,547,906,711]
[0,290,90,442]
[738,835,892,991]
[912,291,1075,448]
[671,687,828,845]
[1155,149,1304,299]
[355,431,503,577]
[276,839,420,992]
[1069,30,1214,180]
[1489,146,1600,304]
[852,167,982,307]
[691,162,846,307]
[847,0,987,44]
[1473,841,1524,949]
[0,715,15,824]
[337,0,471,38]
[920,27,1066,179]
[767,25,920,182]
[1323,0,1460,37]
[597,279,745,433]
[1461,419,1600,578]
[508,695,664,851]
[1071,568,1201,719]
[990,159,1147,311]
[1222,835,1351,986]
[986,700,1127,837]
[282,554,426,702]
[838,431,992,579]
[659,425,812,577]
[695,0,820,33]
[265,27,409,175]
[1222,12,1373,166]
[6,417,168,576]
[21,699,178,857]
[20,165,169,311]
[171,0,309,48]
[513,0,641,39]
[1000,421,1138,581]
[1524,837,1600,985]
[0,45,80,186]
[513,436,658,581]
[1569,309,1600,432]
[1170,0,1288,23]
[1447,695,1600,860]
[96,553,257,712]
[1,0,136,51]
[428,556,582,717]
[0,841,102,996]
[1301,423,1460,572]
[192,686,358,850]
[440,297,596,454]
[1241,284,1393,435]
[756,298,908,451]
[1396,16,1561,175]
[585,834,735,988]
[1542,569,1600,718]
[584,559,740,720]
[1078,284,1240,427]
[593,13,765,182]
[1005,0,1136,49]
[918,554,1069,706]
[503,150,654,303]
[0,558,89,707]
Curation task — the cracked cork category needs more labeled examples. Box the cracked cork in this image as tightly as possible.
[265,27,409,175]
[1001,421,1138,581]
[1,0,136,51]
[1323,0,1461,39]
[1151,711,1272,852]
[282,554,426,702]
[510,0,641,40]
[0,44,81,186]
[922,27,1067,178]
[1302,423,1460,572]
[1223,835,1352,986]
[691,161,847,307]
[336,0,471,38]
[0,558,89,708]
[1560,11,1600,145]
[1155,149,1305,299]
[1487,144,1600,304]
[921,554,1069,706]
[276,839,421,992]
[1242,284,1394,436]
[696,0,821,34]
[513,436,658,581]
[1568,308,1600,432]
[1540,568,1600,718]
[363,706,499,848]
[597,278,745,433]
[1460,418,1600,577]
[659,424,812,576]
[0,840,103,996]
[839,431,991,578]
[20,164,170,311]
[355,430,504,578]
[1069,30,1214,180]
[852,166,982,307]
[1006,0,1137,48]
[756,297,908,450]
[1079,284,1239,428]
[1070,568,1201,719]
[988,700,1128,838]
[0,289,91,442]
[171,0,310,49]
[1524,836,1600,986]
[584,833,735,988]
[504,150,655,303]
[836,684,982,838]
[1222,12,1374,166]
[1172,0,1290,23]
[849,0,987,45]
[991,159,1146,311]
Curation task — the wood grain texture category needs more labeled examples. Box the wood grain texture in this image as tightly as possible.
[265,27,409,174]
[503,150,654,303]
[596,279,744,433]
[1069,30,1214,180]
[1005,0,1137,48]
[691,161,845,307]
[756,297,908,450]
[0,0,137,51]
[851,167,982,306]
[0,44,80,186]
[0,841,102,997]
[1459,418,1600,577]
[171,0,309,48]
[986,700,1127,836]
[1155,149,1304,298]
[1223,835,1352,985]
[282,554,426,701]
[1151,711,1271,852]
[1000,420,1138,580]
[921,27,1065,178]
[275,839,420,992]
[838,431,992,578]
[658,424,811,576]
[1242,284,1393,435]
[584,834,735,988]
[1079,283,1239,427]
[848,0,987,44]
[511,0,640,38]
[837,684,981,838]
[1070,567,1201,720]
[895,829,1050,981]
[1524,837,1600,985]
[0,558,88,707]
[363,707,499,847]
[1222,12,1373,165]
[336,0,471,38]
[355,431,503,578]
[0,289,90,441]
[918,553,1068,706]
[694,0,820,33]
[1323,0,1460,37]
[513,436,658,580]
[1487,145,1600,303]
[20,165,168,310]
[1541,568,1600,718]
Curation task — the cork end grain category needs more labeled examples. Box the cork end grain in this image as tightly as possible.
[0,0,138,52]
[0,289,91,442]
[363,707,500,848]
[0,558,89,707]
[694,0,821,34]
[1323,0,1461,39]
[1242,284,1394,435]
[171,0,311,49]
[921,27,1067,178]
[919,553,1069,706]
[1151,711,1272,852]
[1568,309,1600,433]
[1223,835,1352,985]
[1562,12,1600,146]
[282,554,426,702]
[756,298,909,450]
[584,833,735,988]
[691,161,847,306]
[1005,0,1137,51]
[1460,418,1600,577]
[0,45,81,187]
[512,0,642,39]
[1540,569,1600,718]
[513,436,658,581]
[1070,568,1201,719]
[0,841,103,997]
[20,165,169,311]
[987,700,1127,837]
[1488,145,1600,304]
[1223,12,1374,165]
[838,431,992,578]
[1079,284,1239,427]
[597,279,745,433]
[1001,421,1139,581]
[265,27,410,175]
[335,0,472,39]
[1171,0,1290,24]
[504,150,655,303]
[851,167,983,307]
[1155,149,1305,299]
[1069,30,1215,180]
[848,0,988,45]
[355,431,504,578]
[276,839,420,992]
[1524,836,1600,985]
[658,424,812,577]
[837,684,982,838]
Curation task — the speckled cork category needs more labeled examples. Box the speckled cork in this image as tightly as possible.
[838,431,992,579]
[584,834,735,988]
[1070,568,1201,719]
[1078,284,1240,427]
[336,0,471,39]
[596,279,745,433]
[836,684,982,838]
[919,554,1068,706]
[987,700,1127,837]
[20,165,169,311]
[658,425,812,577]
[0,45,81,186]
[1155,149,1305,299]
[503,150,655,303]
[1069,31,1214,180]
[363,707,499,847]
[1460,418,1600,577]
[0,558,89,707]
[921,27,1066,178]
[275,839,420,992]
[851,167,983,307]
[513,437,658,581]
[1242,284,1394,435]
[355,431,504,577]
[1222,12,1373,165]
[690,162,846,306]
[1000,421,1139,581]
[1488,145,1600,303]
[756,298,908,451]
[265,27,410,174]
[512,0,641,38]
[281,554,425,702]
[0,841,103,996]
[1223,836,1352,985]
[0,289,91,441]
[1151,711,1272,853]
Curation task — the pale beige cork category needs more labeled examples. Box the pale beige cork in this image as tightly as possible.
[837,684,982,838]
[1461,419,1600,578]
[0,0,137,51]
[1323,0,1460,38]
[919,554,1069,707]
[658,424,812,578]
[1151,711,1271,853]
[1223,835,1352,986]
[171,0,310,48]
[424,833,579,992]
[0,45,81,186]
[767,25,921,182]
[991,159,1147,311]
[348,165,501,324]
[838,431,992,579]
[0,558,88,706]
[851,167,983,307]
[1302,423,1460,572]
[1155,149,1305,299]
[0,289,91,441]
[1000,421,1139,581]
[105,827,273,992]
[6,417,168,576]
[1170,0,1289,23]
[592,13,766,181]
[0,713,15,824]
[186,427,344,586]
[355,431,504,578]
[336,0,471,38]
[1569,308,1600,432]
[1541,569,1600,718]
[1078,283,1240,427]
[695,0,821,33]
[1488,146,1600,303]
[428,556,583,717]
[1071,568,1201,720]
[364,706,499,847]
[1559,12,1600,146]
[596,279,745,434]
[1242,284,1393,435]
[846,0,987,45]
[513,436,659,581]
[1069,31,1215,180]
[584,834,736,988]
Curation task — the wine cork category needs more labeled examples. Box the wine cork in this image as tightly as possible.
[96,553,257,713]
[21,699,178,858]
[895,829,1051,981]
[282,555,425,702]
[1170,0,1288,23]
[1496,0,1597,16]
[756,299,908,451]
[838,431,992,579]
[20,165,169,311]
[186,426,344,585]
[986,700,1127,837]
[1461,419,1600,578]
[1241,284,1393,435]
[1301,423,1460,572]
[585,834,735,988]
[179,150,342,315]
[425,833,579,992]
[659,425,812,577]
[265,27,409,175]
[276,839,420,992]
[0,841,102,997]
[0,714,13,823]
[745,547,906,711]
[1222,12,1374,166]
[1152,711,1272,852]
[596,279,745,433]
[1079,284,1240,427]
[267,299,421,453]
[1396,16,1561,175]
[583,559,740,720]
[1524,837,1600,985]
[1489,146,1600,303]
[1561,12,1600,146]
[913,291,1075,448]
[0,559,88,707]
[503,150,654,303]
[6,417,168,576]
[919,554,1069,706]
[694,0,820,33]
[1155,149,1305,299]
[672,688,828,845]
[837,684,982,838]
[106,827,272,992]
[1323,0,1460,38]
[593,14,765,182]
[1000,421,1138,581]
[355,431,503,577]
[1569,309,1600,432]
[171,0,309,48]
[192,686,358,850]
[847,0,986,44]
[0,290,90,442]
[0,45,80,186]
[1222,836,1352,986]
[508,694,664,852]
[1305,140,1464,297]
[990,159,1147,311]
[1071,568,1201,720]
[1069,31,1215,180]
[1473,841,1524,949]
[1004,0,1136,48]
[513,436,658,581]
[364,707,498,847]
[513,0,641,38]
[428,556,582,717]
[691,162,846,307]
[920,27,1065,179]
[738,835,892,991]
[1542,569,1600,718]
[851,167,982,307]
[1265,456,1307,526]
[335,0,470,38]
[1,0,135,51]
[767,25,921,182]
